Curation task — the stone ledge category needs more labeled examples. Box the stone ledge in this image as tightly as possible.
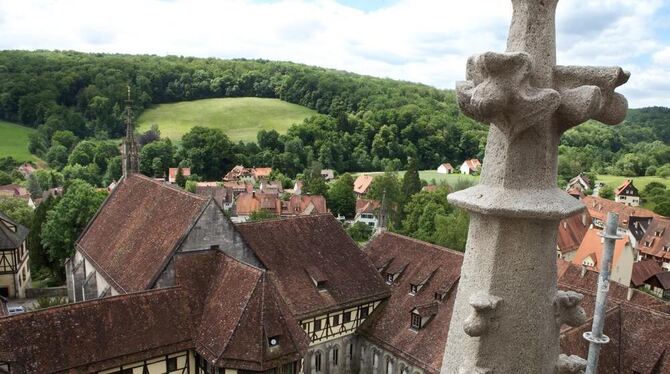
[448,185,585,220]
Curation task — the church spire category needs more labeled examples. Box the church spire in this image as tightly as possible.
[122,85,139,179]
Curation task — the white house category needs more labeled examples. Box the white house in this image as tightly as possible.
[460,159,481,175]
[437,163,454,174]
[354,199,381,229]
[615,179,640,207]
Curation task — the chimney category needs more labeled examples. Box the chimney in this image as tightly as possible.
[582,213,588,226]
[580,265,587,278]
[563,221,567,229]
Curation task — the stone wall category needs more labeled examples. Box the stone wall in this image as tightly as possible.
[25,286,68,299]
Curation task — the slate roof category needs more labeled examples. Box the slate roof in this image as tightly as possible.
[0,287,194,374]
[0,212,28,250]
[354,175,374,195]
[557,211,590,255]
[195,255,309,371]
[637,217,670,262]
[235,214,390,318]
[77,174,209,293]
[359,232,463,374]
[631,260,664,288]
[582,195,658,227]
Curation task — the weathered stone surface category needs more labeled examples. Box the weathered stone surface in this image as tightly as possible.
[441,0,628,373]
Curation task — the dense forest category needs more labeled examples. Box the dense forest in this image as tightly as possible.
[0,50,668,183]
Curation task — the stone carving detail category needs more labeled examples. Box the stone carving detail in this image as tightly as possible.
[556,354,587,374]
[463,292,502,337]
[554,290,587,327]
[457,52,561,139]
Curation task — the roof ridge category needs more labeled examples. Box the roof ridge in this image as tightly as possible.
[131,174,208,201]
[383,231,465,256]
[234,212,332,226]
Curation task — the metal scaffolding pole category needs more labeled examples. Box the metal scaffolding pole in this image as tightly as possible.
[584,211,621,374]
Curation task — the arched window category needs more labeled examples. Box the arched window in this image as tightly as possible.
[373,352,379,368]
[315,351,322,372]
[386,358,393,374]
[332,347,339,366]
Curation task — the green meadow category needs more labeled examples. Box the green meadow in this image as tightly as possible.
[137,97,317,142]
[0,120,38,162]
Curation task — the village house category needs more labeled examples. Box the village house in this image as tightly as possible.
[354,199,381,229]
[0,212,30,299]
[223,165,253,181]
[436,163,453,174]
[556,211,591,261]
[637,216,670,271]
[353,175,374,198]
[565,173,592,193]
[195,182,234,211]
[458,159,480,175]
[614,179,640,207]
[260,180,284,195]
[630,259,670,299]
[16,163,36,178]
[571,227,636,287]
[582,195,657,235]
[320,169,335,181]
[644,272,670,299]
[168,167,191,184]
[233,192,327,222]
[0,185,34,209]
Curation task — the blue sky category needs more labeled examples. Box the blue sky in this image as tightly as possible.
[0,0,668,108]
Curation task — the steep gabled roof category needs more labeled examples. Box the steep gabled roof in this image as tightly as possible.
[77,174,209,292]
[0,212,28,250]
[356,199,381,214]
[235,214,389,318]
[195,255,308,371]
[615,179,637,196]
[0,287,193,374]
[582,195,658,227]
[557,211,590,255]
[354,175,374,195]
[235,192,281,216]
[631,260,663,288]
[637,217,670,262]
[571,227,630,272]
[359,232,463,374]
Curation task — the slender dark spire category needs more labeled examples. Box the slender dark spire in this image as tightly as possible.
[122,86,139,178]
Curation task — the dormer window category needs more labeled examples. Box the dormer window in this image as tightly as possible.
[434,292,444,301]
[385,273,395,284]
[410,312,422,331]
[268,336,279,348]
[305,266,327,291]
[410,284,419,295]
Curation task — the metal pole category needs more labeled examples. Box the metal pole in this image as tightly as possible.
[584,212,620,374]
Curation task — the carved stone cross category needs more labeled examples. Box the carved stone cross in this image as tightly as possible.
[441,1,628,373]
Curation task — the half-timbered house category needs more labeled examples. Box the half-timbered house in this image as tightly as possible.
[0,212,30,299]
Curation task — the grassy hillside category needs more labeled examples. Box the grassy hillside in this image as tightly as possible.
[596,175,670,191]
[0,120,38,162]
[137,97,317,142]
[353,170,480,185]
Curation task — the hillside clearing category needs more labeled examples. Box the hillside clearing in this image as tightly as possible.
[0,120,40,162]
[596,175,670,191]
[136,97,317,142]
[353,170,480,185]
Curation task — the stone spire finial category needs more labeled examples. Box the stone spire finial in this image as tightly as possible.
[441,1,628,373]
[122,85,139,179]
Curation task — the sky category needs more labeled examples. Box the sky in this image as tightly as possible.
[0,0,668,108]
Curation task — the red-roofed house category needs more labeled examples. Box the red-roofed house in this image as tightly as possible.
[556,211,591,260]
[637,217,670,271]
[168,167,191,184]
[355,199,382,229]
[459,159,481,175]
[572,227,635,286]
[614,179,640,207]
[354,175,374,197]
[437,163,453,174]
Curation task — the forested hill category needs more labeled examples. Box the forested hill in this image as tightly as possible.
[0,50,667,180]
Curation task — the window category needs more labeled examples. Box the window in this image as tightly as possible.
[410,284,418,295]
[385,273,394,284]
[348,344,353,359]
[332,347,339,366]
[314,319,322,331]
[166,357,178,372]
[411,313,422,330]
[373,353,379,368]
[343,311,351,323]
[332,314,340,326]
[268,336,280,347]
[434,292,443,301]
[386,358,393,374]
[360,306,369,318]
[315,351,322,372]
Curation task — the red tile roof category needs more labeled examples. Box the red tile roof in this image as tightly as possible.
[0,287,194,374]
[571,227,631,272]
[354,175,374,195]
[253,167,273,179]
[439,163,453,170]
[614,179,636,196]
[582,195,658,227]
[168,167,191,182]
[235,214,389,318]
[557,211,590,255]
[462,159,481,171]
[235,192,281,216]
[77,174,209,292]
[631,260,664,288]
[195,254,308,371]
[637,217,670,262]
[283,195,327,216]
[359,232,463,374]
[356,199,381,214]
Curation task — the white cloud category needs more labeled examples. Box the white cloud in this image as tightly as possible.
[0,0,667,107]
